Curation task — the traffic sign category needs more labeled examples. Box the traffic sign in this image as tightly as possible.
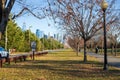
[31,41,36,49]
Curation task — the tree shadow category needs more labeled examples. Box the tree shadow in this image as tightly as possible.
[4,60,120,78]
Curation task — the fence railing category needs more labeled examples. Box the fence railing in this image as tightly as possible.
[0,51,48,68]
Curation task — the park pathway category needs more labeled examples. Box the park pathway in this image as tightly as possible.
[88,52,120,68]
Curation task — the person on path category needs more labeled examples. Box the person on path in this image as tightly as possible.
[95,47,98,54]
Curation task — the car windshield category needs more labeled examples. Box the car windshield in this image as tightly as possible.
[0,47,5,51]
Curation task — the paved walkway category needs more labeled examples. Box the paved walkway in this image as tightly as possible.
[88,52,120,68]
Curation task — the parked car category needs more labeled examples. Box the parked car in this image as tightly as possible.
[0,47,9,59]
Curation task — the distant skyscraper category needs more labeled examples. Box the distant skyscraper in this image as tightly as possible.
[54,34,56,39]
[22,22,26,31]
[44,34,48,39]
[36,29,40,38]
[48,32,50,39]
[55,33,65,43]
[36,29,44,38]
[57,33,59,40]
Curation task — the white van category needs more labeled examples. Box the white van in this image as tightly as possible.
[0,47,9,58]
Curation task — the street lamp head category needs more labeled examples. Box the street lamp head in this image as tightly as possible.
[101,0,108,11]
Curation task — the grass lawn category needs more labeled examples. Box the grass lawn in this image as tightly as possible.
[1,49,120,80]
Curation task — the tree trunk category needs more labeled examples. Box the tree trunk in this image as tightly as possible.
[115,43,117,56]
[90,44,92,52]
[76,42,79,56]
[84,40,87,62]
[101,40,103,54]
[111,45,114,55]
[0,0,15,38]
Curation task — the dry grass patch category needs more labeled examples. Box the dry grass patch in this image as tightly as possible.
[0,49,120,80]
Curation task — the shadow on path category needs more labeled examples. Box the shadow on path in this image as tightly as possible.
[88,52,120,68]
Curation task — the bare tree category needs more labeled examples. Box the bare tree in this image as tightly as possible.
[0,0,46,39]
[108,25,120,56]
[67,35,83,56]
[46,0,120,62]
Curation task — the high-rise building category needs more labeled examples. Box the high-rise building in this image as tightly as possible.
[44,34,48,39]
[36,29,44,38]
[22,22,26,31]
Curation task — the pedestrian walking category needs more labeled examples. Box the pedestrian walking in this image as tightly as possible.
[95,47,98,54]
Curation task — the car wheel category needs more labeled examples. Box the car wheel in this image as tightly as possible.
[0,54,1,59]
[7,54,9,58]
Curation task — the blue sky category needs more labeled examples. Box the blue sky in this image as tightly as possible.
[11,0,120,36]
[14,14,58,36]
[11,0,59,36]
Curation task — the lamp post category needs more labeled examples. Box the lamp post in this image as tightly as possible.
[101,0,108,70]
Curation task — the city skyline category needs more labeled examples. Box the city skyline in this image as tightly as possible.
[35,28,65,42]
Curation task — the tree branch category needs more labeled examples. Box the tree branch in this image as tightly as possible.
[12,7,45,20]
